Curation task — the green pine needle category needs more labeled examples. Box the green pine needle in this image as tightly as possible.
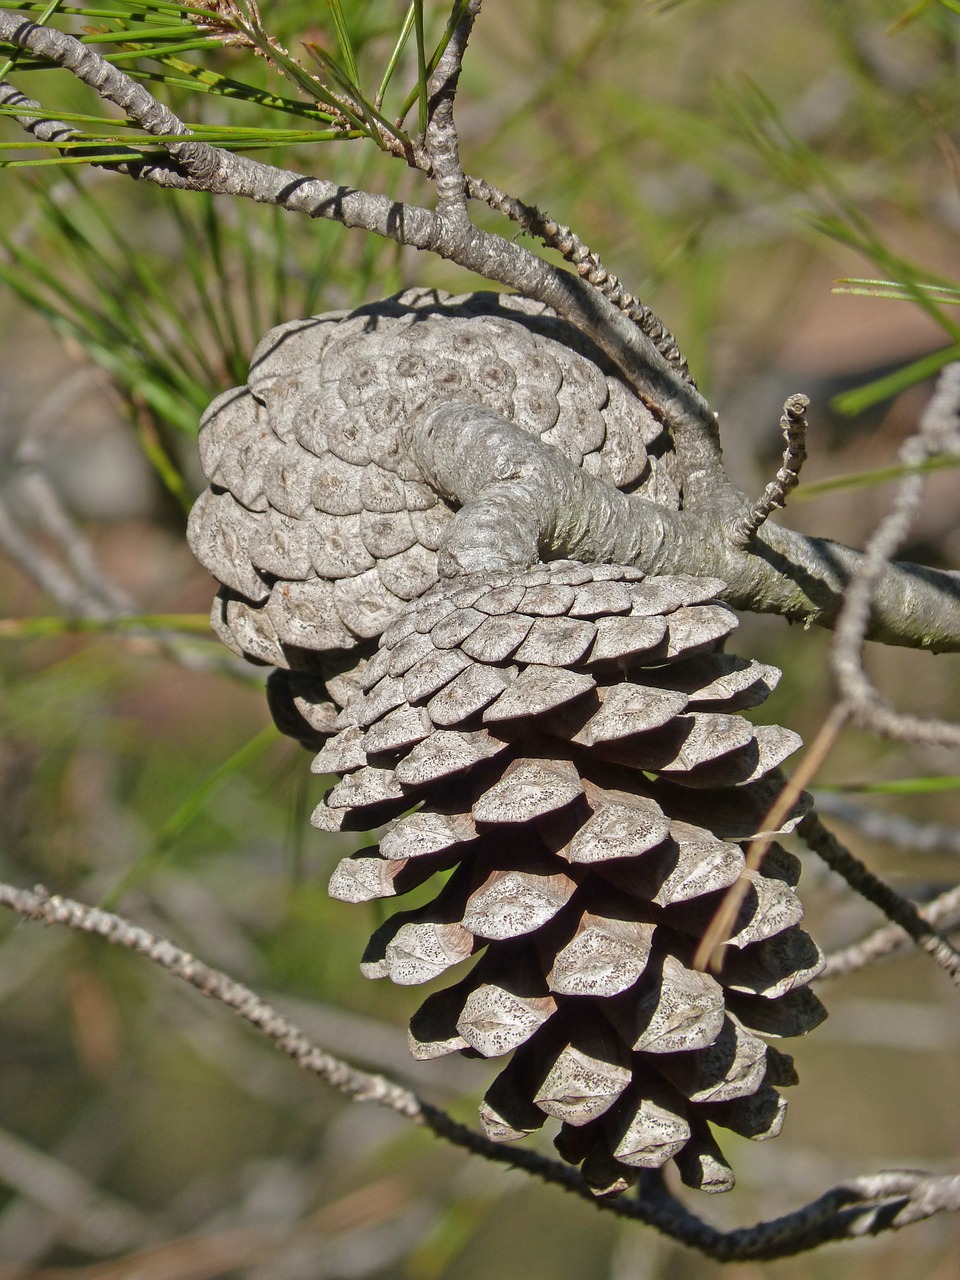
[413,0,427,135]
[831,346,960,418]
[834,278,960,306]
[376,2,415,109]
[326,0,360,90]
[794,453,960,502]
[818,776,960,795]
[98,723,281,909]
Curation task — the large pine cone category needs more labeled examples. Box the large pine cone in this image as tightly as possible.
[186,290,826,1198]
[309,562,824,1197]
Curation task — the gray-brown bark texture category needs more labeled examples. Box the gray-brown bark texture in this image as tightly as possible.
[187,288,828,1195]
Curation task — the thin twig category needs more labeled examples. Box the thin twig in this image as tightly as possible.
[799,812,960,984]
[463,175,694,382]
[8,12,960,649]
[12,442,132,614]
[423,0,480,223]
[0,882,424,1120]
[821,884,960,980]
[0,78,196,188]
[732,393,810,546]
[3,60,691,393]
[831,363,960,747]
[0,10,724,498]
[0,454,250,677]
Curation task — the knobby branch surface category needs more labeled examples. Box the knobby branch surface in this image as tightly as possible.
[3,9,960,650]
[421,0,479,223]
[732,393,810,547]
[3,879,960,1262]
[0,882,424,1119]
[3,3,960,1259]
[463,174,694,381]
[0,79,192,180]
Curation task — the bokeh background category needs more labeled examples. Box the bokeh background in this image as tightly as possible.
[1,1,960,1276]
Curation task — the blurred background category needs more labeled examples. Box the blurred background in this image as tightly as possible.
[1,0,960,1276]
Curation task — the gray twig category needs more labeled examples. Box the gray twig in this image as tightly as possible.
[6,9,960,651]
[821,884,960,980]
[12,441,132,613]
[4,53,691,396]
[799,811,960,983]
[732,393,810,546]
[463,175,693,382]
[831,364,960,745]
[3,879,960,1261]
[0,441,249,677]
[0,881,424,1121]
[0,79,180,180]
[423,0,480,223]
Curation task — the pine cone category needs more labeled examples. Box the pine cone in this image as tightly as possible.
[185,290,827,1198]
[186,289,678,678]
[311,562,825,1197]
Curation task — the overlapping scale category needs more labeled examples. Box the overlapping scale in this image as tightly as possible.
[312,562,824,1196]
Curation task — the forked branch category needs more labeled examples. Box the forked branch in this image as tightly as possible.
[821,883,960,980]
[2,1,960,1265]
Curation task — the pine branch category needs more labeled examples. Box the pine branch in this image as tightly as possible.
[732,394,810,546]
[4,12,959,655]
[0,881,425,1119]
[0,9,723,495]
[422,0,478,223]
[464,174,694,381]
[3,8,960,1265]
